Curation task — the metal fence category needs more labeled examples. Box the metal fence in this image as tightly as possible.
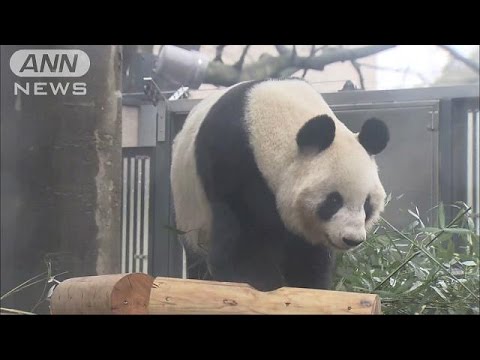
[121,148,153,274]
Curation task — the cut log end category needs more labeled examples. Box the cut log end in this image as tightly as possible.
[50,273,154,315]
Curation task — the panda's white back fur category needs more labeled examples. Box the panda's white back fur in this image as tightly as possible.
[171,88,227,254]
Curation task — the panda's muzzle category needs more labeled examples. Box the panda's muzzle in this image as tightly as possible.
[342,237,365,248]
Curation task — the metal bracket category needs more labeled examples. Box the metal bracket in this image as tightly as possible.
[157,101,167,142]
[428,109,439,131]
[169,86,190,101]
[143,77,166,106]
[143,80,188,142]
[339,80,363,92]
[143,77,190,105]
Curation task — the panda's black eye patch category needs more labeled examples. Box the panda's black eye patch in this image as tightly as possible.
[364,195,373,222]
[317,191,343,220]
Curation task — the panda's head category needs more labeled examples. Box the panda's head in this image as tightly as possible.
[277,115,389,251]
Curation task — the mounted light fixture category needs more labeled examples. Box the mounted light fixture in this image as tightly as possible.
[154,45,210,89]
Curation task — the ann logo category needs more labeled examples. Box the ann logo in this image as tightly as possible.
[20,53,78,74]
[10,49,90,96]
[10,49,90,77]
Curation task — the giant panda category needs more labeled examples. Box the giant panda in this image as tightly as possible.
[171,78,389,291]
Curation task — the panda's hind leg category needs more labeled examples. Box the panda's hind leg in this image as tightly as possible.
[207,201,284,291]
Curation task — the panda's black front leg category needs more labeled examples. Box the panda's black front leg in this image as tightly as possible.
[207,201,284,291]
[283,237,336,290]
[207,202,241,280]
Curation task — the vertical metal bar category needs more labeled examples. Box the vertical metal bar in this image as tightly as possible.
[121,157,128,273]
[467,108,480,236]
[128,157,135,273]
[182,246,187,279]
[451,101,468,205]
[431,107,440,210]
[153,101,171,276]
[467,110,473,212]
[136,157,143,272]
[438,100,454,221]
[143,157,151,273]
[475,110,480,235]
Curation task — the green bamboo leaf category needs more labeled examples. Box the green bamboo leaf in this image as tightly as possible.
[423,227,441,233]
[466,215,475,230]
[408,209,425,228]
[335,202,478,314]
[335,278,345,291]
[432,287,448,301]
[0,307,35,315]
[442,228,472,235]
[438,203,445,228]
[385,193,392,206]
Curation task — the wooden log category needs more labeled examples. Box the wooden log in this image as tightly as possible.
[149,277,381,315]
[50,273,154,314]
[50,274,381,314]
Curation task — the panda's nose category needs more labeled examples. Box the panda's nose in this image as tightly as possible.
[343,237,364,248]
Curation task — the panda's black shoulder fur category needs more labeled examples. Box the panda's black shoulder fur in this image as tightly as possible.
[195,79,264,202]
[194,78,334,291]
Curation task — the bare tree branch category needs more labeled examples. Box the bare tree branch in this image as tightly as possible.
[279,67,299,78]
[438,45,479,73]
[275,45,291,55]
[204,45,396,86]
[356,61,430,85]
[214,45,227,63]
[302,45,317,78]
[297,45,395,70]
[351,60,365,89]
[234,45,251,70]
[314,45,329,55]
[174,45,201,51]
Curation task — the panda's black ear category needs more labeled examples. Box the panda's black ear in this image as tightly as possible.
[358,118,389,155]
[297,115,336,152]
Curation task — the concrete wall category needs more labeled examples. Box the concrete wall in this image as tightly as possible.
[1,45,122,312]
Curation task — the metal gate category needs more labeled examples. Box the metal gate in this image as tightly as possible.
[121,99,185,279]
[121,149,152,273]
